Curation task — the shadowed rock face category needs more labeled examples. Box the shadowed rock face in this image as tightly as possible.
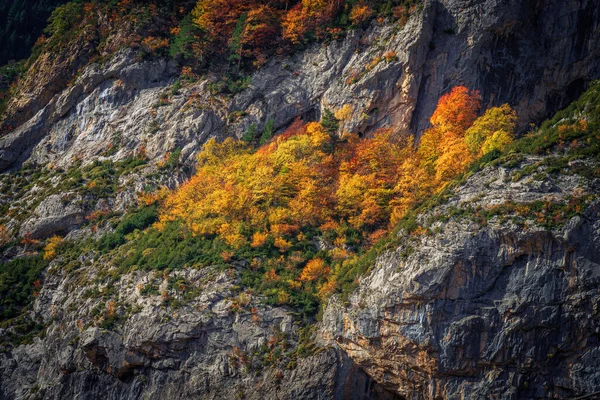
[410,0,600,134]
[321,156,600,399]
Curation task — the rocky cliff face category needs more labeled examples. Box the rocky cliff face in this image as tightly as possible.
[1,0,599,399]
[1,0,598,242]
[0,264,398,400]
[321,155,600,399]
[4,150,599,400]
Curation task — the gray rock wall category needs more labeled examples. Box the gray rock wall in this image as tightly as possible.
[321,156,600,399]
[0,265,399,400]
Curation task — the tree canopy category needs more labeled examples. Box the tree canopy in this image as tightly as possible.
[158,87,516,303]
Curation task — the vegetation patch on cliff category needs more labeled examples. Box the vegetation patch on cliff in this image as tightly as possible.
[3,81,600,340]
[86,86,516,316]
[1,0,423,132]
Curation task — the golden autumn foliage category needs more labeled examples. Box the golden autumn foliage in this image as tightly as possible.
[43,236,62,260]
[282,0,339,44]
[186,0,407,67]
[391,87,516,221]
[251,231,269,248]
[159,121,334,240]
[159,86,515,304]
[318,277,337,299]
[334,104,353,123]
[336,129,412,230]
[430,86,481,134]
[274,237,292,252]
[417,87,516,184]
[465,103,517,156]
[299,258,330,282]
[350,4,373,25]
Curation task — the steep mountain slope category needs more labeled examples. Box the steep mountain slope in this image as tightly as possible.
[1,0,599,174]
[320,83,600,398]
[1,82,599,400]
[0,0,599,399]
[0,0,597,246]
[324,161,600,398]
[1,263,397,399]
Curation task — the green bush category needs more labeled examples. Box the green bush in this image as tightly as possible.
[0,255,49,322]
[45,2,83,38]
[169,14,202,61]
[242,123,258,143]
[116,205,158,236]
[162,148,181,170]
[97,205,158,252]
[259,119,275,145]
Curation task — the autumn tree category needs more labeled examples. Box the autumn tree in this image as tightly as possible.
[243,5,281,67]
[299,258,329,282]
[394,87,516,221]
[192,0,252,61]
[418,86,482,183]
[281,5,307,44]
[430,86,481,136]
[390,139,434,223]
[43,236,62,260]
[159,120,335,244]
[350,3,373,26]
[465,104,516,156]
[282,0,340,44]
[336,129,411,230]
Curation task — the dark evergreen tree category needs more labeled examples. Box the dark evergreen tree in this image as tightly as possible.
[321,108,339,135]
[0,0,70,65]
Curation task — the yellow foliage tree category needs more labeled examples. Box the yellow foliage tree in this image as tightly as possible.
[274,237,292,252]
[299,258,330,282]
[390,150,433,223]
[465,104,516,156]
[160,122,335,246]
[251,231,268,248]
[282,0,337,44]
[435,136,472,182]
[336,129,411,230]
[481,130,514,154]
[334,104,353,122]
[281,6,306,44]
[43,236,62,260]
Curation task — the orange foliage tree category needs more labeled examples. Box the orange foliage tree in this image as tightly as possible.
[282,0,340,44]
[418,86,481,182]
